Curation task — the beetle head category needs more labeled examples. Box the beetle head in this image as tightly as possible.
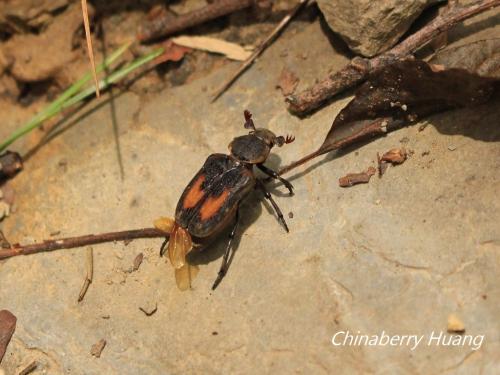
[243,110,295,149]
[229,110,294,164]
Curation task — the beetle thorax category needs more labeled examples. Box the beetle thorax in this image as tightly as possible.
[229,132,274,164]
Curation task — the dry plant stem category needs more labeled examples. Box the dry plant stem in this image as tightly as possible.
[286,0,500,114]
[211,0,309,102]
[138,0,254,42]
[0,228,167,260]
[81,0,100,97]
[78,247,94,302]
[278,118,395,175]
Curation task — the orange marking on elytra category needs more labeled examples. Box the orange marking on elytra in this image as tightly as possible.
[200,190,230,220]
[183,175,206,209]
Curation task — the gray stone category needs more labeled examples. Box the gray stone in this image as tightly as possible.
[0,14,499,375]
[317,0,442,56]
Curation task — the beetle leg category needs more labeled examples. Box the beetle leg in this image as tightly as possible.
[212,207,240,290]
[159,238,169,257]
[256,180,289,233]
[257,164,294,195]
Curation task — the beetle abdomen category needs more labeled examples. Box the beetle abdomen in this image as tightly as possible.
[175,154,255,238]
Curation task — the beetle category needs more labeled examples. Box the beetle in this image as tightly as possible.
[155,110,295,291]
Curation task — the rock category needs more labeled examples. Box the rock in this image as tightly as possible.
[317,0,442,57]
[0,0,69,32]
[3,3,90,83]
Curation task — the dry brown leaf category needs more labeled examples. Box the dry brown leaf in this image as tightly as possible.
[154,40,192,65]
[277,67,300,96]
[0,310,16,362]
[319,59,496,154]
[171,36,253,61]
[279,58,498,176]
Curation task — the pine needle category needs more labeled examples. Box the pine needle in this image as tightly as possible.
[81,0,100,97]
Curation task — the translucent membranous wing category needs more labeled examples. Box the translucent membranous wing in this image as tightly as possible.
[153,217,175,233]
[167,224,192,269]
[175,264,200,291]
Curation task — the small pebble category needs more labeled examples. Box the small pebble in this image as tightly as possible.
[447,314,465,333]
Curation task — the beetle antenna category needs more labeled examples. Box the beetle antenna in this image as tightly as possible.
[243,110,256,130]
[285,134,295,144]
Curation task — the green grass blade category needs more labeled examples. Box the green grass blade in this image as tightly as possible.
[62,48,163,109]
[0,41,133,152]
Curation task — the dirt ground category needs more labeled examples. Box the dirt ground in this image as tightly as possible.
[0,1,499,374]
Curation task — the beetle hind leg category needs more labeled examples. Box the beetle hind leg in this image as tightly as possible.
[256,180,289,233]
[257,164,294,195]
[159,238,169,257]
[212,207,240,290]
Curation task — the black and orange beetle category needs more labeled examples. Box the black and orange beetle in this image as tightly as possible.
[155,110,295,291]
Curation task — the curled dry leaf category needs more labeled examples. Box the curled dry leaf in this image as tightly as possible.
[381,148,407,164]
[339,166,376,187]
[378,148,407,176]
[277,67,300,96]
[154,40,192,65]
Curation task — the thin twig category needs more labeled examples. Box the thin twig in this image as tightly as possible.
[81,0,100,97]
[138,0,254,42]
[286,0,500,115]
[18,361,38,375]
[78,247,94,302]
[278,118,405,176]
[0,228,167,260]
[211,0,309,102]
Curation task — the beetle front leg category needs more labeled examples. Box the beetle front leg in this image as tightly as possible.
[257,164,294,195]
[212,207,240,290]
[256,180,289,233]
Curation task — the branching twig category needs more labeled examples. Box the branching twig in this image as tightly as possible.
[0,228,167,260]
[286,0,500,115]
[137,0,254,42]
[278,118,405,176]
[212,0,309,102]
